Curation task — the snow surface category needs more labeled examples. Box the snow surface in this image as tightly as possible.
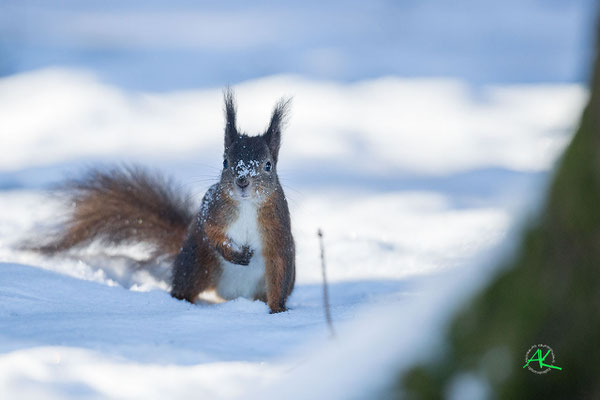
[0,69,586,399]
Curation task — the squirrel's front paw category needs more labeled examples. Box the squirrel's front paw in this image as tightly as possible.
[232,245,254,265]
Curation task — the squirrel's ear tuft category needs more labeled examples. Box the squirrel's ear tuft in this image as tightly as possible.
[224,88,238,150]
[264,97,291,163]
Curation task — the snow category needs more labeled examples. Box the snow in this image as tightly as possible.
[0,69,585,176]
[0,69,585,399]
[233,160,260,178]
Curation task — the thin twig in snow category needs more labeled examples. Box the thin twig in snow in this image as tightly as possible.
[318,228,336,338]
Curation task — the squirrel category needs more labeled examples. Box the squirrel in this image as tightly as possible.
[34,90,296,313]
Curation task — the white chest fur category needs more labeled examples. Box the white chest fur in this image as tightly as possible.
[216,200,266,300]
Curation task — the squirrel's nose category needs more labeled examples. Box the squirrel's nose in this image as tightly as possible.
[236,176,249,188]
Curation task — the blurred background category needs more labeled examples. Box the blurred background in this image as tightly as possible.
[0,0,594,90]
[0,1,598,399]
[0,0,595,195]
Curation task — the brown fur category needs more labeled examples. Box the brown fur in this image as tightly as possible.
[259,194,295,312]
[30,166,193,262]
[29,90,296,314]
[171,90,295,313]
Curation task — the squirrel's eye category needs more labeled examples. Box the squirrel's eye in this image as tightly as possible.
[223,159,229,169]
[265,161,272,172]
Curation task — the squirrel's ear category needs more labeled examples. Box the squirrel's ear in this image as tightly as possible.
[264,98,291,163]
[224,88,238,150]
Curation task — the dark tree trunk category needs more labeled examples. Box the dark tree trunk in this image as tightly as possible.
[395,15,600,400]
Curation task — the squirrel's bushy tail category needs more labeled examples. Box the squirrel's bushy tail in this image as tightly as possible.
[32,166,194,262]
